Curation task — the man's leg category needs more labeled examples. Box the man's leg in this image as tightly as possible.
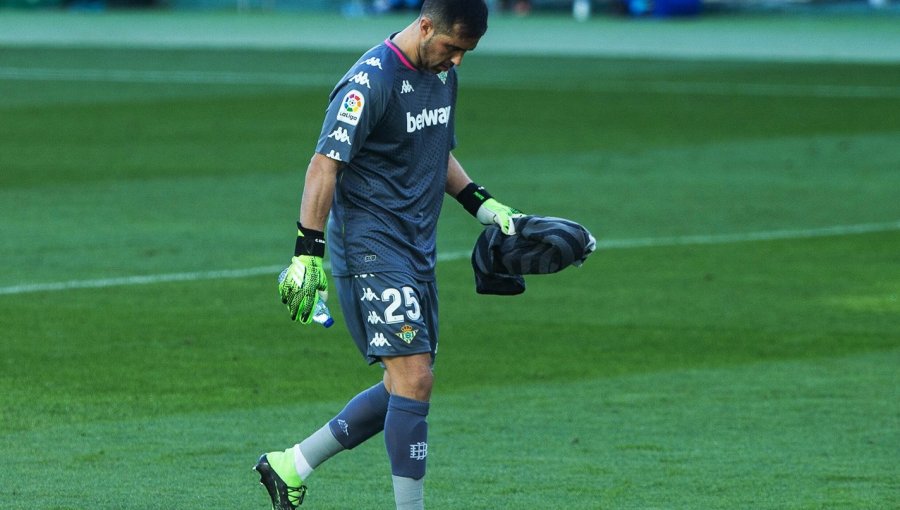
[261,272,435,509]
[297,379,393,474]
[382,353,434,510]
[255,381,391,508]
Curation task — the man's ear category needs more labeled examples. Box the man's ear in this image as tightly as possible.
[419,16,434,38]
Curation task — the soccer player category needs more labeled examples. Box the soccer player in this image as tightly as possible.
[254,1,522,508]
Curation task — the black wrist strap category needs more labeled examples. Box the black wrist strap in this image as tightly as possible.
[294,222,326,258]
[455,182,493,217]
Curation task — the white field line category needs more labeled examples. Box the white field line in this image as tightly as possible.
[2,67,899,99]
[1,221,898,296]
[597,221,900,249]
[606,80,900,99]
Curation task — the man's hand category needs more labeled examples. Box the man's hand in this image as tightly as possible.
[455,182,525,236]
[476,198,525,236]
[280,223,328,324]
[279,255,328,324]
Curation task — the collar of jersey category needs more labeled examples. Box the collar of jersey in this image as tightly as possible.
[384,34,418,72]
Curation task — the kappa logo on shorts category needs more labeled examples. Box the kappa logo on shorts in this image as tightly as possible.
[360,288,380,301]
[367,311,384,325]
[395,324,419,344]
[370,333,390,347]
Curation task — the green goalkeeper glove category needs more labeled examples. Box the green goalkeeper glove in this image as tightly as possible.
[455,182,524,235]
[278,224,328,324]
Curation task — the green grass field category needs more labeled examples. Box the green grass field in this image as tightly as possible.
[1,12,899,509]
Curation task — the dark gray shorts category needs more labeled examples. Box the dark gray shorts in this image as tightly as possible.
[334,272,439,365]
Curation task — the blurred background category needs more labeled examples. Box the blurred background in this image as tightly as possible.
[0,0,897,17]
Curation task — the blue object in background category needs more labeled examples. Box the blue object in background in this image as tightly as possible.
[654,0,701,17]
[627,0,701,17]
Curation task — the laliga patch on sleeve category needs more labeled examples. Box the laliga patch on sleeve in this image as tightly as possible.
[337,89,365,126]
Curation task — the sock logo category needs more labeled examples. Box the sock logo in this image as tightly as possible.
[409,442,428,461]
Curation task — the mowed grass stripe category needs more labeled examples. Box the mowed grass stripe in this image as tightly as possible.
[0,66,336,87]
[3,66,900,99]
[2,221,898,296]
[2,349,895,508]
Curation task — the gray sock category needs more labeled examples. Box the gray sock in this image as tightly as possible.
[299,424,345,469]
[392,475,425,510]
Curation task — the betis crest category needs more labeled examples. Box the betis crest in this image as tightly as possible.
[437,71,448,84]
[395,324,419,344]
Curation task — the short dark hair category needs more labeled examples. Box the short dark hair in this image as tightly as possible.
[421,0,489,40]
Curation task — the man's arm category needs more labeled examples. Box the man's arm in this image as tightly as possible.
[447,152,524,235]
[278,153,341,324]
[300,153,342,231]
[445,152,473,197]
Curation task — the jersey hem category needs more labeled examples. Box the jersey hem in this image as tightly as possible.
[331,267,436,282]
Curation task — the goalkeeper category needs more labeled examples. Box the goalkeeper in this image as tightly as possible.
[253,1,523,509]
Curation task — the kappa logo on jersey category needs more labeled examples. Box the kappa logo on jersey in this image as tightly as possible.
[327,126,352,145]
[367,311,384,325]
[401,80,414,94]
[395,324,419,344]
[406,105,452,133]
[337,89,365,126]
[325,149,342,161]
[348,71,371,89]
[360,288,380,301]
[370,333,390,347]
[363,57,383,69]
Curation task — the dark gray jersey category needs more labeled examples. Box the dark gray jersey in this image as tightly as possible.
[316,38,458,280]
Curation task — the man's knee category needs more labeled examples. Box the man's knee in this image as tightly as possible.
[391,368,433,401]
[383,354,433,401]
[407,367,433,397]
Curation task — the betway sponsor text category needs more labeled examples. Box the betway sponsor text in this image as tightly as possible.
[406,106,451,133]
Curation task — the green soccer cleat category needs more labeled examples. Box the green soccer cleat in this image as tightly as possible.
[253,450,307,509]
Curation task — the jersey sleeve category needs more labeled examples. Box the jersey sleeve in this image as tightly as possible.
[315,61,392,164]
